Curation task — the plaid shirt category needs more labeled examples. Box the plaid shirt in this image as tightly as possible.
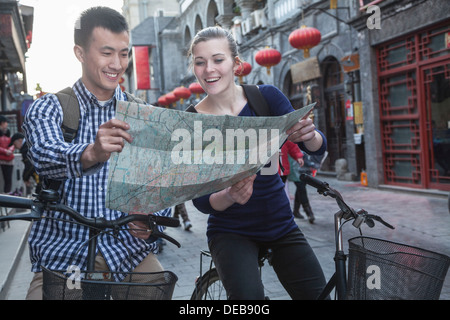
[22,80,171,278]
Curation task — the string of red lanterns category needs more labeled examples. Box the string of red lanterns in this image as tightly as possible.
[157,95,168,107]
[157,83,205,108]
[188,82,205,98]
[173,86,191,104]
[165,92,178,107]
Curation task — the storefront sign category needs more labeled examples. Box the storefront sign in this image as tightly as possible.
[290,57,321,84]
[353,101,363,124]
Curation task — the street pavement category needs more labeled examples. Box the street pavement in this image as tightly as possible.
[1,175,449,300]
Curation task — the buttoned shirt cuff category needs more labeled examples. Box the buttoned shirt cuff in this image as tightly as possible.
[67,143,104,178]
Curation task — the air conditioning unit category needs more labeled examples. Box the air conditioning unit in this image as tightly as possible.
[241,16,254,35]
[252,9,267,29]
[231,24,243,44]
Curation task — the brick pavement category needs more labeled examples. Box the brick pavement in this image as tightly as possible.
[3,175,450,300]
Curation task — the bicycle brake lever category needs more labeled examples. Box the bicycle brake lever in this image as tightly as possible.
[352,215,375,228]
[151,229,181,248]
[371,215,395,230]
[352,209,374,228]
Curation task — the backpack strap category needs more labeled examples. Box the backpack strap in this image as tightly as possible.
[241,84,271,116]
[241,85,284,173]
[54,89,145,143]
[41,87,80,193]
[186,104,197,113]
[55,87,80,143]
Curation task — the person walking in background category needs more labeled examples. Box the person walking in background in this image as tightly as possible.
[6,132,26,196]
[173,203,193,231]
[287,151,316,223]
[0,115,14,194]
[9,132,25,151]
[278,140,304,199]
[15,132,42,195]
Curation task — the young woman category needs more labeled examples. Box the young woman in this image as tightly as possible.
[186,26,328,300]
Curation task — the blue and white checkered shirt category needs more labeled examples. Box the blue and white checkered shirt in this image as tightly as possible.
[22,80,171,278]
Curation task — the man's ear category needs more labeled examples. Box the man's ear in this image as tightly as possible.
[74,45,84,63]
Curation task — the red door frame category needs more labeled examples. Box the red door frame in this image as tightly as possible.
[377,20,450,190]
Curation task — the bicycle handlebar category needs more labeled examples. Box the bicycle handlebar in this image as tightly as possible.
[300,174,394,230]
[299,174,330,192]
[0,190,181,247]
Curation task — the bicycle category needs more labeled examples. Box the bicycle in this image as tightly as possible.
[0,189,181,300]
[300,174,450,300]
[189,175,450,300]
[190,249,273,300]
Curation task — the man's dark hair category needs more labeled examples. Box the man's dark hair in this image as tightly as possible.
[74,6,129,49]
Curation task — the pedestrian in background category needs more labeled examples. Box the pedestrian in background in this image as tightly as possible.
[174,203,193,231]
[16,133,41,195]
[278,140,304,200]
[288,151,316,223]
[6,132,26,196]
[0,115,14,194]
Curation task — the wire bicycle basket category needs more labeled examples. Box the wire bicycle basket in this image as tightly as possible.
[42,267,178,300]
[346,236,450,300]
[41,225,178,300]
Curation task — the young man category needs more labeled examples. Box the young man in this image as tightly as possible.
[22,6,170,299]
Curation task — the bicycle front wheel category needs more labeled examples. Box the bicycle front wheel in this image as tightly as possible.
[190,268,227,300]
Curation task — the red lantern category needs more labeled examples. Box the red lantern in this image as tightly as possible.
[188,82,205,98]
[165,92,178,107]
[173,86,191,104]
[234,61,252,83]
[158,95,168,107]
[288,25,321,58]
[255,47,281,75]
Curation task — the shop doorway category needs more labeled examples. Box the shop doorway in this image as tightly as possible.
[322,57,346,171]
[377,21,450,190]
[423,63,450,189]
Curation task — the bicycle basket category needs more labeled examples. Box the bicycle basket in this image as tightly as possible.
[346,237,450,300]
[42,267,178,300]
